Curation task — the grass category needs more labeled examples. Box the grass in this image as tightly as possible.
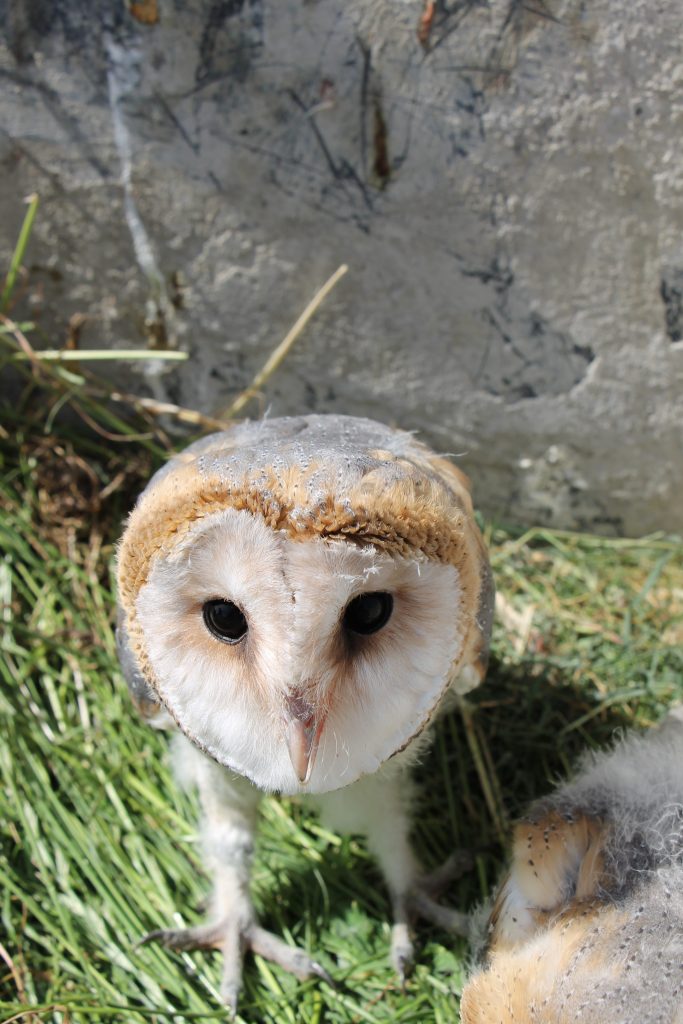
[1,397,682,1024]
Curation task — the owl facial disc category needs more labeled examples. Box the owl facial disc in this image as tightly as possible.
[133,507,466,794]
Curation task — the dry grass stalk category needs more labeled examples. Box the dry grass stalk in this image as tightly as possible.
[221,263,349,419]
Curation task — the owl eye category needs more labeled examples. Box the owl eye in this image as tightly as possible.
[203,599,248,644]
[343,592,393,636]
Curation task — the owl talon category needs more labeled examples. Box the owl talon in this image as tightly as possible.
[395,956,410,991]
[310,961,336,987]
[246,923,334,984]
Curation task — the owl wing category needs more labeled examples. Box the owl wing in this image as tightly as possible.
[487,810,607,953]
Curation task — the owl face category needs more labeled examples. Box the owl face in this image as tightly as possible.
[135,506,464,795]
[118,414,493,795]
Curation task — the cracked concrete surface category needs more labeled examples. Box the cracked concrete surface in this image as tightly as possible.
[1,0,681,533]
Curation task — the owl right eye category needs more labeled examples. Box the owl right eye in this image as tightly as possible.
[343,592,393,636]
[202,599,248,644]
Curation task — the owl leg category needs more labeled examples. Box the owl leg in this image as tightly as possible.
[317,768,471,984]
[315,769,419,980]
[141,739,330,1013]
[367,827,471,975]
[362,813,421,983]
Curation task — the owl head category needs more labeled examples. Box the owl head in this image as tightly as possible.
[116,415,492,796]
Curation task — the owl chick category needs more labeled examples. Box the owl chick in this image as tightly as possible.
[461,707,683,1024]
[116,413,493,1009]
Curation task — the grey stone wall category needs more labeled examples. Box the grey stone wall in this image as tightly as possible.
[1,0,681,534]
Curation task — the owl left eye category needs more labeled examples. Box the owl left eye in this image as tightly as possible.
[343,592,393,636]
[203,599,248,644]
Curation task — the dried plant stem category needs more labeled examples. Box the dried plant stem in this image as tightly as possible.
[221,263,349,419]
[11,349,188,362]
[109,391,229,432]
[458,697,508,846]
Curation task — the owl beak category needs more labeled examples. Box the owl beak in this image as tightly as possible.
[284,691,325,785]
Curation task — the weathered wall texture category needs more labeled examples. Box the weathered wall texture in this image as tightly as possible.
[1,0,682,534]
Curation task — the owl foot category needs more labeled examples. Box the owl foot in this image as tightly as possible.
[390,921,414,988]
[389,852,473,984]
[140,921,333,1014]
[389,892,469,983]
[389,898,469,986]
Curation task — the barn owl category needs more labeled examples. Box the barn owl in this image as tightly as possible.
[116,413,493,1010]
[461,707,683,1024]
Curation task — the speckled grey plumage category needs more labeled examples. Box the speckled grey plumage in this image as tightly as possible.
[137,414,463,517]
[550,867,683,1023]
[542,718,683,1020]
[532,710,683,898]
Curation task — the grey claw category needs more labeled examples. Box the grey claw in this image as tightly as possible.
[137,928,169,948]
[396,955,410,991]
[310,961,335,987]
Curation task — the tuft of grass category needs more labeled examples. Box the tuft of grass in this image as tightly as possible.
[1,406,681,1024]
[0,194,39,314]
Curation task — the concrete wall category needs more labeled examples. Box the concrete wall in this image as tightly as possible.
[1,0,681,534]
